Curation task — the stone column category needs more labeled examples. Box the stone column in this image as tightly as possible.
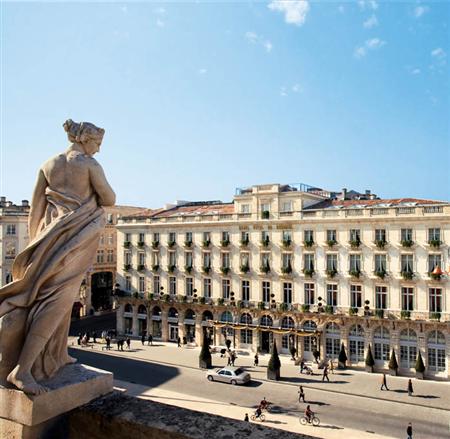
[132,304,139,337]
[252,329,259,353]
[178,317,185,343]
[116,303,124,334]
[161,309,169,342]
[195,315,203,346]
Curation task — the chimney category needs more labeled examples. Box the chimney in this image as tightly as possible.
[342,188,348,200]
[22,200,29,207]
[365,190,371,196]
[0,196,5,205]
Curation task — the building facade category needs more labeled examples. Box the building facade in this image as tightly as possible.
[0,197,30,287]
[116,184,450,379]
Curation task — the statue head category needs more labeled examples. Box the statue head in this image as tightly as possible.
[63,119,105,156]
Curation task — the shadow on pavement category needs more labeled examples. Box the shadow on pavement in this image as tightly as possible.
[281,377,349,385]
[305,400,330,407]
[319,424,344,430]
[263,420,288,425]
[247,380,264,388]
[416,395,439,399]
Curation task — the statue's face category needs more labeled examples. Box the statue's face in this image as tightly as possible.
[83,137,102,156]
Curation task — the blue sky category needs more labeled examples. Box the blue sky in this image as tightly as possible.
[1,1,449,208]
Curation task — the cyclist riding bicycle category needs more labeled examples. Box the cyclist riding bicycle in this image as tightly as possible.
[259,397,270,411]
[305,405,314,424]
[254,407,262,419]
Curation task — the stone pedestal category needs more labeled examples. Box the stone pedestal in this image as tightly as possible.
[0,363,113,439]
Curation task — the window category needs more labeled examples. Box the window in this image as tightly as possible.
[153,232,160,242]
[138,252,145,265]
[400,329,417,369]
[428,254,441,273]
[262,281,271,303]
[326,229,336,242]
[240,252,250,267]
[203,232,211,242]
[96,250,104,264]
[6,224,16,235]
[168,251,176,266]
[240,204,250,214]
[374,326,390,361]
[375,229,386,242]
[185,278,193,296]
[241,329,252,344]
[185,232,192,243]
[429,288,442,313]
[349,324,365,362]
[349,229,360,242]
[261,252,270,268]
[261,202,270,213]
[260,315,273,327]
[375,286,387,309]
[107,249,114,263]
[326,284,338,306]
[281,201,292,212]
[349,254,361,271]
[303,320,317,352]
[203,278,211,298]
[304,283,315,305]
[107,234,114,245]
[241,231,249,242]
[325,323,340,358]
[124,251,132,265]
[185,251,193,267]
[374,254,386,272]
[304,254,314,271]
[139,276,145,293]
[139,233,145,243]
[350,285,362,308]
[125,276,131,292]
[153,276,160,295]
[427,331,446,372]
[401,254,414,273]
[428,228,441,243]
[99,235,105,245]
[326,254,338,271]
[401,287,414,311]
[304,230,314,242]
[283,282,292,304]
[107,213,113,224]
[282,253,292,270]
[152,252,160,266]
[168,232,176,243]
[241,280,250,301]
[261,230,270,242]
[221,252,230,269]
[222,279,231,299]
[401,228,412,241]
[282,230,292,241]
[222,231,229,242]
[125,233,131,242]
[169,276,177,295]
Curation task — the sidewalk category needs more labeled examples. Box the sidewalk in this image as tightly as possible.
[114,379,394,439]
[69,337,450,412]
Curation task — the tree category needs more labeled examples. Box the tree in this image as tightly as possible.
[338,342,347,368]
[365,344,375,372]
[267,341,281,380]
[415,351,425,373]
[388,349,398,370]
[199,328,212,369]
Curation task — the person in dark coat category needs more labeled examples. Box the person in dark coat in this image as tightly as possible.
[147,334,153,346]
[126,337,131,350]
[380,373,389,391]
[407,379,413,396]
[298,385,306,403]
[177,336,181,347]
[244,413,249,422]
[254,353,259,367]
[406,422,413,439]
[141,333,146,345]
[322,365,330,382]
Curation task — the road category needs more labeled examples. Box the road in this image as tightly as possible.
[70,348,450,439]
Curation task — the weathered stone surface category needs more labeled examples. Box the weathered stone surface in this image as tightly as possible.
[0,363,113,426]
[68,392,319,439]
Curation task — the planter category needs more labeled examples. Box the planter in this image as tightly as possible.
[338,361,346,369]
[415,371,424,380]
[199,359,211,369]
[267,368,280,381]
[388,368,398,376]
[365,365,374,373]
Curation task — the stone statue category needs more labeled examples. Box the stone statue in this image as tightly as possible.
[0,120,115,395]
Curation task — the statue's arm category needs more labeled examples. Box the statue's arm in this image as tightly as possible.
[88,159,116,206]
[29,169,48,240]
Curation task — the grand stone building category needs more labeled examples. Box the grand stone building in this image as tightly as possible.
[115,183,450,379]
[0,197,30,287]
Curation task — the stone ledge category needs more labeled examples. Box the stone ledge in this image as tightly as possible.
[0,363,113,426]
[68,392,319,439]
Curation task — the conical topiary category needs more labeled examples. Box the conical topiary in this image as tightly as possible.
[415,351,425,373]
[365,344,375,370]
[338,342,347,368]
[199,328,212,369]
[267,341,281,380]
[388,349,398,370]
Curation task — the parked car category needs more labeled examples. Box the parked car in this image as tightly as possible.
[206,366,251,385]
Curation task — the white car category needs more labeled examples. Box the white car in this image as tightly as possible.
[206,366,251,385]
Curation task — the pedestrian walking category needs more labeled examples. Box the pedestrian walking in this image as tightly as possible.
[177,336,181,347]
[298,385,306,403]
[93,331,97,343]
[126,337,131,350]
[290,346,297,361]
[147,334,153,346]
[244,413,249,422]
[322,365,330,382]
[77,333,82,345]
[231,351,236,366]
[300,360,305,374]
[141,333,146,345]
[254,353,259,367]
[407,379,413,397]
[105,336,111,350]
[329,359,334,374]
[380,373,389,391]
[406,422,413,439]
[313,349,320,364]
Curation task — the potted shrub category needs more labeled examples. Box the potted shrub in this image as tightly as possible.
[151,240,159,249]
[400,310,411,319]
[401,239,414,248]
[338,343,347,369]
[349,238,361,248]
[240,237,249,246]
[240,264,250,273]
[301,304,310,313]
[326,239,337,248]
[365,344,375,373]
[218,298,225,306]
[151,264,160,273]
[349,269,361,279]
[262,210,270,219]
[220,239,230,247]
[415,351,425,380]
[199,329,212,369]
[220,266,230,275]
[303,268,315,277]
[267,341,281,380]
[325,305,334,314]
[374,239,386,249]
[202,265,211,274]
[326,268,337,278]
[282,238,291,248]
[401,271,414,280]
[388,349,398,376]
[429,239,441,248]
[281,261,292,274]
[303,239,314,248]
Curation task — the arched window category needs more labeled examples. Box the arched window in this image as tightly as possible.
[373,326,390,362]
[152,306,162,316]
[124,303,133,313]
[168,307,178,318]
[400,329,417,369]
[185,309,196,320]
[260,315,273,327]
[302,320,317,353]
[137,305,147,314]
[220,311,233,323]
[325,322,340,358]
[281,317,295,329]
[202,310,213,322]
[349,324,364,337]
[326,322,340,335]
[427,331,446,372]
[349,325,364,362]
[240,313,252,325]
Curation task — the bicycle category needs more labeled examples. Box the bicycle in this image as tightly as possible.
[299,415,320,426]
[250,412,266,422]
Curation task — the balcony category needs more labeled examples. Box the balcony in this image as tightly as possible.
[429,311,441,321]
[349,269,361,279]
[281,265,293,276]
[260,264,271,274]
[429,239,442,249]
[260,238,270,247]
[374,240,387,249]
[240,264,250,274]
[374,269,387,280]
[137,241,145,248]
[202,266,211,274]
[401,271,414,281]
[168,265,177,273]
[400,310,411,319]
[326,268,337,279]
[184,240,193,248]
[168,241,176,248]
[202,240,211,248]
[240,238,249,247]
[303,239,314,248]
[123,264,132,272]
[349,239,361,249]
[400,239,414,248]
[185,265,193,274]
[302,268,315,278]
[282,239,292,249]
[137,264,146,272]
[220,267,230,275]
[326,239,337,248]
[151,241,159,249]
[220,239,230,248]
[151,264,160,273]
[123,241,131,248]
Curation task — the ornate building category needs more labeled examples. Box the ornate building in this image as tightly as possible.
[115,183,450,379]
[0,197,30,287]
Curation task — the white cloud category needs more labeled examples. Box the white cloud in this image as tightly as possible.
[280,86,288,97]
[431,47,446,59]
[156,19,165,28]
[411,68,421,75]
[413,5,429,18]
[154,7,166,16]
[292,83,302,93]
[338,5,345,13]
[363,14,378,28]
[120,5,128,13]
[354,38,386,58]
[358,0,378,10]
[268,0,310,26]
[245,32,273,53]
[198,68,207,75]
